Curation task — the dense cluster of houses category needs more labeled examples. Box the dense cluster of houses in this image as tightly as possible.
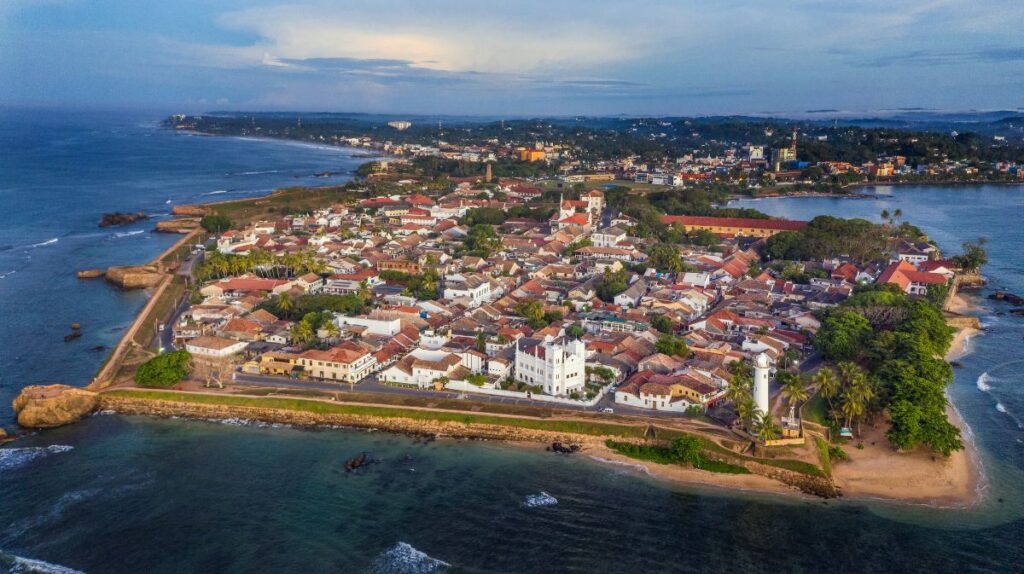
[173,178,957,412]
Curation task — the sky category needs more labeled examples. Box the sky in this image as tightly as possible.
[1,0,1023,116]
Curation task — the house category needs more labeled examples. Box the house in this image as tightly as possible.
[877,260,948,296]
[296,344,376,383]
[614,370,724,412]
[185,335,248,358]
[199,276,290,298]
[613,279,647,308]
[378,349,469,388]
[334,315,402,337]
[324,268,381,295]
[591,226,628,248]
[443,274,494,308]
[514,335,587,397]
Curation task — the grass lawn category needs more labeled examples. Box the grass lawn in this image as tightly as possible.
[802,393,829,425]
[604,439,751,475]
[104,389,669,439]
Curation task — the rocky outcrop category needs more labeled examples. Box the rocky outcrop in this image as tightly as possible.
[946,315,982,330]
[0,427,11,444]
[105,265,164,289]
[989,291,1024,306]
[155,218,201,234]
[77,269,105,279]
[172,204,212,217]
[12,385,99,428]
[99,212,148,227]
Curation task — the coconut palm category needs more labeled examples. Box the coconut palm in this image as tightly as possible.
[813,366,840,420]
[735,396,758,431]
[277,292,294,315]
[754,412,781,443]
[290,321,315,347]
[780,374,809,407]
[880,209,890,225]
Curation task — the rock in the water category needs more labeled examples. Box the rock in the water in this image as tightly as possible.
[12,385,99,428]
[105,264,163,289]
[155,218,201,234]
[77,269,105,279]
[99,212,148,227]
[989,291,1024,306]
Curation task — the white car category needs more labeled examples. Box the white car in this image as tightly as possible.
[600,407,614,414]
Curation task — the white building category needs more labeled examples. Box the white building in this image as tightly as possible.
[334,315,402,337]
[185,336,248,358]
[443,274,493,308]
[378,349,467,388]
[514,335,587,397]
[753,352,771,416]
[590,226,628,248]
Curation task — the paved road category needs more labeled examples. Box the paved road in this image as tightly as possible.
[232,372,687,418]
[153,251,201,352]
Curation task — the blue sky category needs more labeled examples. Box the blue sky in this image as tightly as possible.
[2,0,1023,115]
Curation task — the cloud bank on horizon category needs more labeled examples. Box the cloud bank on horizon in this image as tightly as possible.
[1,0,1023,115]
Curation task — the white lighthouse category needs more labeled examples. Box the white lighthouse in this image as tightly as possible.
[753,352,771,416]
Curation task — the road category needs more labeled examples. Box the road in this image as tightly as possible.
[153,250,203,352]
[232,372,687,418]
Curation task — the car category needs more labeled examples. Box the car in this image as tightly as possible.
[600,407,614,414]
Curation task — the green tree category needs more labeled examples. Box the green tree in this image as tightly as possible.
[655,334,690,358]
[465,224,501,257]
[779,372,809,407]
[650,314,673,334]
[200,214,232,233]
[815,309,872,361]
[135,350,192,388]
[669,435,704,465]
[647,244,686,273]
[755,412,781,443]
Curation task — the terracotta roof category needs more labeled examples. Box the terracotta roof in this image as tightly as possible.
[660,215,806,232]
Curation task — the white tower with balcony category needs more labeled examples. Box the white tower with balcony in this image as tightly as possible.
[753,352,771,416]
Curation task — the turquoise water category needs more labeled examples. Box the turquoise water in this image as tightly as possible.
[1,113,1024,572]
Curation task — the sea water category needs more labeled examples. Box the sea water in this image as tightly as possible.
[2,112,1024,572]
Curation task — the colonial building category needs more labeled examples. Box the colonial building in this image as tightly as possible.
[514,335,587,397]
[660,215,807,238]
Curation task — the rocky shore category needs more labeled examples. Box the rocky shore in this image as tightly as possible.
[12,385,99,428]
[155,218,201,234]
[104,264,164,289]
[99,212,148,227]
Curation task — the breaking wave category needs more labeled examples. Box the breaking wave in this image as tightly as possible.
[204,190,228,196]
[28,238,58,248]
[589,455,650,474]
[113,230,144,238]
[367,543,449,574]
[523,492,558,508]
[0,446,74,472]
[0,270,16,280]
[206,417,291,429]
[0,550,84,574]
[976,372,991,392]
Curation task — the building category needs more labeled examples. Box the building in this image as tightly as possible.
[518,148,546,162]
[514,335,587,397]
[660,215,807,238]
[443,274,494,308]
[378,349,468,388]
[186,336,248,358]
[877,260,948,296]
[297,345,376,383]
[334,315,402,337]
[614,370,724,412]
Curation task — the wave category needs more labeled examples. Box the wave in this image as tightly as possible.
[0,445,74,472]
[366,543,449,574]
[28,238,58,248]
[523,492,558,508]
[588,455,650,474]
[205,417,291,429]
[113,230,145,238]
[976,372,991,392]
[0,551,85,574]
[165,200,172,204]
[204,190,228,196]
[0,270,15,280]
[231,170,280,176]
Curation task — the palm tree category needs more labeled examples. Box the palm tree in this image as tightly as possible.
[277,292,294,315]
[735,396,757,431]
[880,209,890,225]
[754,412,781,444]
[813,367,840,420]
[780,374,809,408]
[893,208,903,225]
[290,321,314,347]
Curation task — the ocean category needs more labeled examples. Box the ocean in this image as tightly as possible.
[1,111,1023,573]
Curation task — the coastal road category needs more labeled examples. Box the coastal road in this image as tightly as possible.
[232,372,686,418]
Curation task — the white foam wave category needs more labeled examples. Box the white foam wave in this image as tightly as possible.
[206,417,290,429]
[28,238,58,248]
[976,372,991,392]
[113,230,145,238]
[233,170,280,176]
[523,492,558,508]
[588,455,650,474]
[367,543,449,574]
[204,190,228,196]
[0,445,74,471]
[0,552,85,574]
[995,402,1007,413]
[0,270,16,279]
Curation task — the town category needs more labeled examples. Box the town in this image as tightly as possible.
[124,139,980,460]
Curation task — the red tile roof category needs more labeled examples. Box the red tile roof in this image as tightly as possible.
[660,215,807,232]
